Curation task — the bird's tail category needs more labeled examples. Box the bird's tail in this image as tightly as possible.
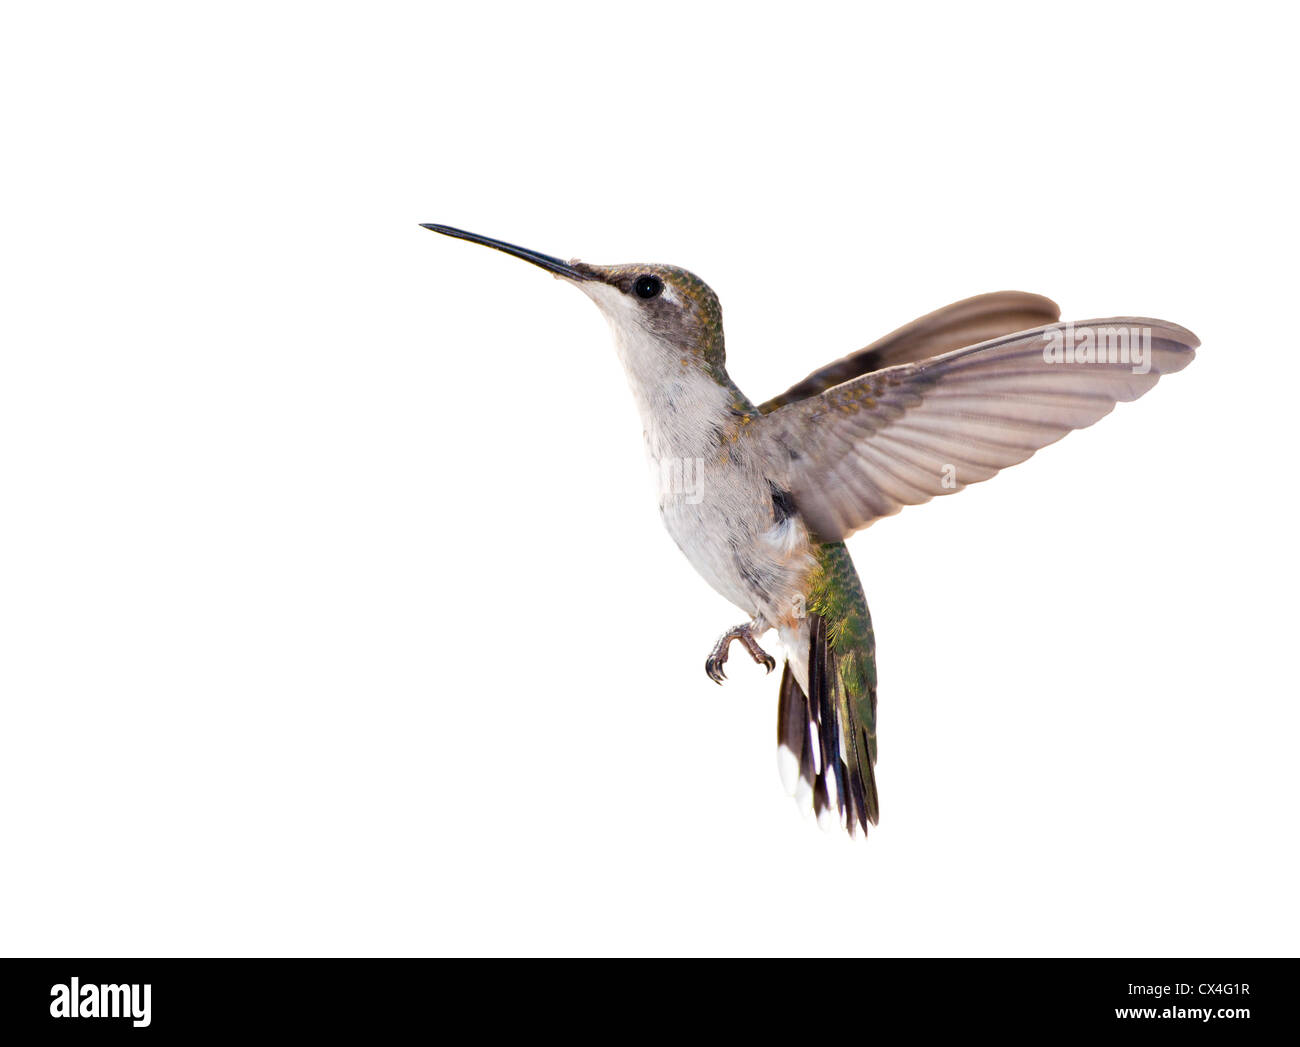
[777,541,879,836]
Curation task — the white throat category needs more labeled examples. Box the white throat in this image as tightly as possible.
[582,282,733,460]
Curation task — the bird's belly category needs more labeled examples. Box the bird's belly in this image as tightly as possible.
[660,500,756,611]
[656,467,814,628]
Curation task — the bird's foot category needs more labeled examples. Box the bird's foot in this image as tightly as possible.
[705,622,776,684]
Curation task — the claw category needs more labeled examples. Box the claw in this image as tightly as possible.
[705,654,728,684]
[705,621,776,683]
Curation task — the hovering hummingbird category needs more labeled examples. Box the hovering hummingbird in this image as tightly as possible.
[422,223,1196,837]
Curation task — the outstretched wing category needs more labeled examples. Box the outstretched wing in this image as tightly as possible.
[755,318,1198,542]
[757,291,1061,414]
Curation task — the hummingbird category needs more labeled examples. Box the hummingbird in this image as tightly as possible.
[421,223,1197,837]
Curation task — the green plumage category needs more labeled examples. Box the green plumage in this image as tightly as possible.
[809,541,878,764]
[777,541,879,833]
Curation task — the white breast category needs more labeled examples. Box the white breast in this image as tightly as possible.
[584,281,815,630]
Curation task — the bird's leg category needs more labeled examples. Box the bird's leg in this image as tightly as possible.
[705,620,776,684]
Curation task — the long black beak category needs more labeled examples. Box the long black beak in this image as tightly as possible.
[420,223,589,280]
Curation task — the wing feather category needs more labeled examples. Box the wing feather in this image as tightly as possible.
[756,318,1197,541]
[757,291,1061,413]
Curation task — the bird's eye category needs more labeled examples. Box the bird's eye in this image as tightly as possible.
[633,274,663,299]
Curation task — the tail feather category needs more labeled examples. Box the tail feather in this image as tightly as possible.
[776,663,809,794]
[810,613,842,828]
[776,541,879,837]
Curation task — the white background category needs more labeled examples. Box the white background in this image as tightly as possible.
[2,2,1296,957]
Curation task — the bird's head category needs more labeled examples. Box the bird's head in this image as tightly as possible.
[422,224,727,381]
